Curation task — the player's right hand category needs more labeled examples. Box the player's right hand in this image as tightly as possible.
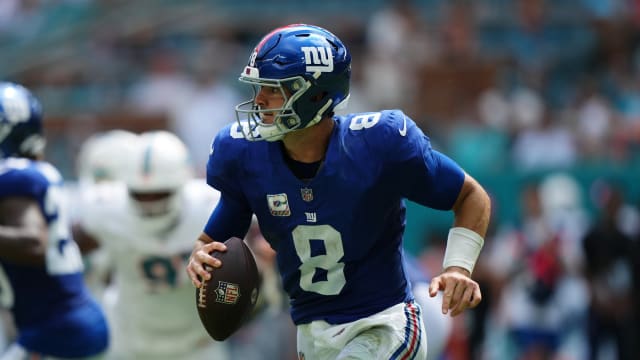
[186,232,227,288]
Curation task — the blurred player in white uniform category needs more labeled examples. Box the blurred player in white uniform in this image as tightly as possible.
[73,131,228,360]
[71,129,139,300]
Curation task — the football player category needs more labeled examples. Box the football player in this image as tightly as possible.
[71,129,140,300]
[187,24,491,359]
[0,82,109,359]
[73,131,228,360]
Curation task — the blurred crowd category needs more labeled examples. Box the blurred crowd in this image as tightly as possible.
[2,0,640,359]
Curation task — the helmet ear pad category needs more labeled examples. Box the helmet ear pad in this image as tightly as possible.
[288,68,350,126]
[2,125,45,157]
[309,91,328,103]
[0,82,45,158]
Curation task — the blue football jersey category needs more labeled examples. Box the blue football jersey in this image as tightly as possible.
[0,158,108,357]
[205,110,465,325]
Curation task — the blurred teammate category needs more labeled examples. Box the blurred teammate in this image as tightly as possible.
[73,130,228,360]
[187,24,491,359]
[0,82,109,359]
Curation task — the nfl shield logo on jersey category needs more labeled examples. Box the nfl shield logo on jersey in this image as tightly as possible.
[215,281,240,305]
[301,188,313,202]
[267,193,291,216]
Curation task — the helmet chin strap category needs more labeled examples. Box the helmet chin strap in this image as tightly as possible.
[0,125,10,144]
[20,135,45,157]
[259,127,285,142]
[304,71,334,129]
[306,98,333,129]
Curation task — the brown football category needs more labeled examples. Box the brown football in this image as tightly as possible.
[195,237,260,341]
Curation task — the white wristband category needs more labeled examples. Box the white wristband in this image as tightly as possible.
[442,227,484,274]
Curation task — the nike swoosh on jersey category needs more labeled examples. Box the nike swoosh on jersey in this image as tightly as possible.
[399,115,407,136]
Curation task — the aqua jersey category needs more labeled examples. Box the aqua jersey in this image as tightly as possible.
[205,110,465,325]
[0,157,109,358]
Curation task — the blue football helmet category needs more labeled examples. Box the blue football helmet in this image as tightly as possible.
[235,24,351,141]
[0,82,44,158]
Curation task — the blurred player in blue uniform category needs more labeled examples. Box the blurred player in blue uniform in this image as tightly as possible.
[0,82,109,359]
[187,24,491,359]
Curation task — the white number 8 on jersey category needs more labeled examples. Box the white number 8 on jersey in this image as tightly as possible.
[292,224,346,295]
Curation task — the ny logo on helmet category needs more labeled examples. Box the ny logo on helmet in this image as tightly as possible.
[301,46,333,73]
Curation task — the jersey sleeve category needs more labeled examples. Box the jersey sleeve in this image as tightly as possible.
[206,125,247,201]
[0,166,49,200]
[204,124,253,240]
[377,110,465,210]
[407,148,464,210]
[203,193,252,241]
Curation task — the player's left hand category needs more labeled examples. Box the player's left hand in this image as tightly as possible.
[428,266,481,317]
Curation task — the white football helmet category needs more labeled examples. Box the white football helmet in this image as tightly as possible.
[123,130,193,234]
[76,129,138,184]
[538,172,582,215]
